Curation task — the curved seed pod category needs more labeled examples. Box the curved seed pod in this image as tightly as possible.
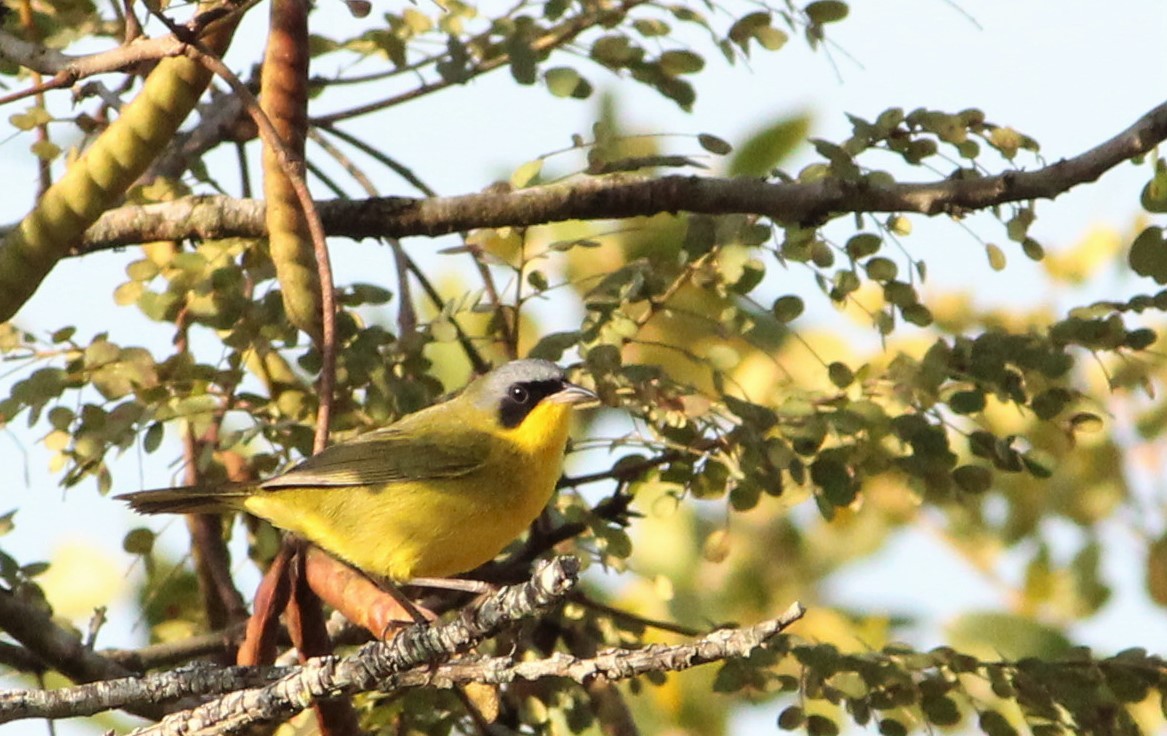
[303,546,429,638]
[260,0,323,344]
[0,11,241,322]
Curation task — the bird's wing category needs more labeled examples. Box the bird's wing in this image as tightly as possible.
[258,422,492,490]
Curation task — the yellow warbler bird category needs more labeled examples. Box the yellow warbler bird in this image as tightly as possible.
[119,359,595,582]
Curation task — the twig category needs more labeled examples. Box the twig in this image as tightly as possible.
[164,18,336,457]
[102,625,248,671]
[567,592,703,638]
[0,2,248,106]
[311,0,651,126]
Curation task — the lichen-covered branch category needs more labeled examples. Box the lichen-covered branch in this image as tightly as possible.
[376,600,804,690]
[0,662,287,724]
[0,565,803,734]
[71,99,1167,254]
[131,556,580,735]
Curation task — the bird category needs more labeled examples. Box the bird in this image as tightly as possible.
[118,359,596,583]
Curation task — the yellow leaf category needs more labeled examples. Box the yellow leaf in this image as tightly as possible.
[510,159,543,188]
[39,542,125,619]
[702,529,731,562]
[1044,226,1121,284]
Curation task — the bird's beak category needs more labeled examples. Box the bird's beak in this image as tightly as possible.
[550,382,599,407]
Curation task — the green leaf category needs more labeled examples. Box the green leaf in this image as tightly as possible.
[845,233,881,259]
[1129,226,1167,283]
[806,714,839,736]
[526,269,549,291]
[1031,388,1071,419]
[347,283,393,305]
[632,18,670,36]
[659,50,704,75]
[948,389,985,414]
[901,304,932,326]
[864,257,897,281]
[777,706,804,730]
[511,159,543,188]
[0,510,16,536]
[771,295,804,322]
[952,465,991,494]
[698,133,732,155]
[143,421,164,453]
[727,11,771,50]
[1021,237,1044,261]
[754,26,788,50]
[805,1,849,24]
[544,67,587,97]
[1146,533,1167,606]
[1140,159,1167,213]
[591,35,641,67]
[827,362,853,388]
[729,115,811,177]
[506,27,538,84]
[985,243,1007,271]
[947,612,1072,659]
[811,456,855,506]
[878,720,907,736]
[920,694,960,726]
[123,527,156,555]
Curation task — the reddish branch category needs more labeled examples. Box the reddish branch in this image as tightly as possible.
[72,99,1167,252]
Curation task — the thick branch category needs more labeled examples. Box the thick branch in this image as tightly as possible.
[0,662,287,724]
[2,585,803,729]
[0,588,165,720]
[132,556,580,735]
[71,100,1167,253]
[0,590,132,685]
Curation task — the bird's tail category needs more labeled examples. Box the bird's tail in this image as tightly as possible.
[116,484,253,515]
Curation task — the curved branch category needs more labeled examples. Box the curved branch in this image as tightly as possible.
[71,100,1167,254]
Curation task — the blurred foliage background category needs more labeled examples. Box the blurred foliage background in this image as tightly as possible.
[0,0,1166,733]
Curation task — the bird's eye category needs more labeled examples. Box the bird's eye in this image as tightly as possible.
[509,384,530,404]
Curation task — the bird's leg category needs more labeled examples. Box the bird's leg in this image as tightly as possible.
[376,577,436,627]
[405,577,498,595]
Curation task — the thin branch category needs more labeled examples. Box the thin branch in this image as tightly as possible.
[102,624,248,671]
[0,2,248,106]
[174,309,249,634]
[177,27,338,454]
[567,592,703,638]
[311,0,652,127]
[71,99,1167,253]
